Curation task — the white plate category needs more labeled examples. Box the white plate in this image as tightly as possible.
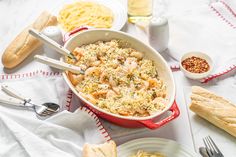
[118,138,199,157]
[52,0,127,31]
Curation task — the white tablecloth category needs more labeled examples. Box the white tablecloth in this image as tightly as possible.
[1,0,236,156]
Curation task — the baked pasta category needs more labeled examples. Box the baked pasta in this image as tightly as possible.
[67,40,167,117]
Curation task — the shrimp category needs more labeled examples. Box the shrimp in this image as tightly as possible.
[85,67,101,77]
[124,57,138,72]
[68,72,84,86]
[92,90,108,99]
[78,64,87,71]
[117,106,135,116]
[117,110,129,116]
[136,107,149,116]
[100,71,109,83]
[90,60,101,67]
[80,93,98,104]
[130,51,144,60]
[133,80,149,90]
[152,97,166,109]
[117,56,125,63]
[148,78,164,89]
[88,56,97,63]
[140,73,149,80]
[116,66,128,77]
[154,88,166,98]
[112,87,120,94]
[109,76,117,87]
[148,78,158,88]
[106,90,117,99]
[117,109,132,116]
[110,60,119,69]
[141,81,149,90]
[73,47,84,60]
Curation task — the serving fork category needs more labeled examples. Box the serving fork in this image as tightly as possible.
[203,136,224,157]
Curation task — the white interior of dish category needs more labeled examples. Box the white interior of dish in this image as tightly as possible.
[63,29,175,120]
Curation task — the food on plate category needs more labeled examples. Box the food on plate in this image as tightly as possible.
[2,11,57,69]
[66,40,167,117]
[181,56,210,73]
[130,150,166,157]
[82,140,117,157]
[58,2,113,32]
[190,86,236,137]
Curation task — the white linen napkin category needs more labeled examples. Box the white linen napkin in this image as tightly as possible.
[183,74,236,156]
[166,0,236,82]
[128,0,236,83]
[0,71,110,157]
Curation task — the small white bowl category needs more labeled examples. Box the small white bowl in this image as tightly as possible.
[180,52,213,80]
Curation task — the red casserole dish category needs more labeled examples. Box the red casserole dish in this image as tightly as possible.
[62,29,180,129]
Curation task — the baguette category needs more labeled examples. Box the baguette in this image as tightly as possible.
[2,11,57,69]
[189,86,236,137]
[82,140,117,157]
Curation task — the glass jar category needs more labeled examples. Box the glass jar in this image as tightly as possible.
[128,0,153,23]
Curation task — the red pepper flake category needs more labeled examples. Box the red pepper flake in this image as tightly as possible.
[181,56,210,73]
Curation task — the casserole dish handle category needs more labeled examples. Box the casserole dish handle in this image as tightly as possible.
[63,27,89,43]
[139,101,180,129]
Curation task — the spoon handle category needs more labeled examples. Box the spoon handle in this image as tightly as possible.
[29,28,76,60]
[1,84,30,102]
[0,94,25,106]
[34,55,84,74]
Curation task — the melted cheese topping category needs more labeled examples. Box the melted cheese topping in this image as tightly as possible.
[67,40,167,117]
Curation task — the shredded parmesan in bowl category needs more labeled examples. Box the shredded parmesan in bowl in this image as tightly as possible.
[130,150,166,157]
[66,40,167,117]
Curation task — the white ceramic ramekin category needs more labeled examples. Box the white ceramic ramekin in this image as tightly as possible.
[180,52,213,80]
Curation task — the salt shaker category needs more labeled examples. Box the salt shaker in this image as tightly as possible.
[148,17,169,53]
[42,26,63,60]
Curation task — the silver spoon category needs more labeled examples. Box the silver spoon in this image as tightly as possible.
[1,84,60,116]
[27,101,59,116]
[29,28,84,75]
[0,94,59,116]
[28,28,77,61]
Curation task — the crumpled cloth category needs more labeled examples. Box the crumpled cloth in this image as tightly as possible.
[0,73,109,157]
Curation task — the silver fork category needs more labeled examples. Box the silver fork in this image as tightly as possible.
[203,136,224,157]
